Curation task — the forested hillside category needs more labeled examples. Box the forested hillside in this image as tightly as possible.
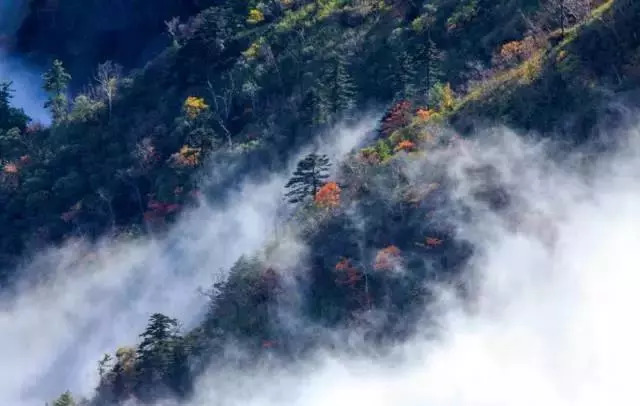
[1,1,640,405]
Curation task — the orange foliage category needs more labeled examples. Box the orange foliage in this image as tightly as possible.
[335,258,363,286]
[496,37,537,67]
[394,140,417,152]
[416,108,434,121]
[314,182,341,208]
[380,100,412,137]
[374,245,402,270]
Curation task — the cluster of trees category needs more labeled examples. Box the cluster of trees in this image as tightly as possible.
[6,0,590,279]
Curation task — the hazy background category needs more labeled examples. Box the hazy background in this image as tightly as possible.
[0,0,51,124]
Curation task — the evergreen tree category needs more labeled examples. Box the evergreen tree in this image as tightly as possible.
[51,391,76,406]
[394,50,418,100]
[0,81,28,130]
[318,54,356,122]
[285,153,331,204]
[42,59,72,123]
[417,38,443,107]
[135,313,180,399]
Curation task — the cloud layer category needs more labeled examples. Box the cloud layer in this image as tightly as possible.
[0,118,375,405]
[176,124,640,406]
[4,115,640,406]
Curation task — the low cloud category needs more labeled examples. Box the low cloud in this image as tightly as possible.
[6,112,640,406]
[168,123,640,405]
[0,119,375,405]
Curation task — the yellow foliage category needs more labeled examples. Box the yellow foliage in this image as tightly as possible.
[243,41,262,60]
[184,96,209,119]
[556,49,568,63]
[247,9,265,24]
[172,145,202,167]
[439,83,456,112]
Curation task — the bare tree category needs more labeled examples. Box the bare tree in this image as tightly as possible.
[165,16,197,48]
[95,61,122,120]
[97,188,116,230]
[538,0,593,36]
[206,73,237,147]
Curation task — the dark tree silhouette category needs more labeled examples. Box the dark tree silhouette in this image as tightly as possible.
[285,153,331,204]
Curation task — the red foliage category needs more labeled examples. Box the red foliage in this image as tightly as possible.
[374,245,402,270]
[25,122,44,134]
[144,199,181,222]
[380,100,412,137]
[2,162,18,174]
[425,237,443,247]
[335,258,363,286]
[190,189,202,199]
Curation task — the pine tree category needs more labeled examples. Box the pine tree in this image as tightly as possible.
[135,313,180,399]
[285,153,331,204]
[52,391,76,406]
[418,38,443,107]
[0,81,28,131]
[394,50,418,100]
[42,59,72,123]
[318,54,356,122]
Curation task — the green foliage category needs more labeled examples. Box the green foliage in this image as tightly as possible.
[42,60,72,123]
[0,82,29,131]
[51,391,76,406]
[316,54,357,122]
[446,0,480,30]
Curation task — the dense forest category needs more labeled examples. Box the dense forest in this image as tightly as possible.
[1,0,640,405]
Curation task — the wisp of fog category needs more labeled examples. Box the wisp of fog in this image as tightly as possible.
[0,118,375,405]
[175,123,640,406]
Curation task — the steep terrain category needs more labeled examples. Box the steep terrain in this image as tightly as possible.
[1,0,640,405]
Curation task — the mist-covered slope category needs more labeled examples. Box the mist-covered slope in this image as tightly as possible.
[1,0,640,405]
